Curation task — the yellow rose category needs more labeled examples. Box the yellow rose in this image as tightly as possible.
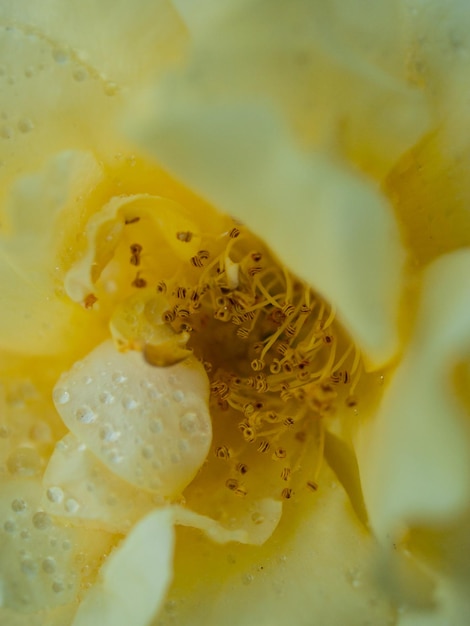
[0,1,469,625]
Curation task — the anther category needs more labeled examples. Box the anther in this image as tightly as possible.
[257,440,270,454]
[236,463,248,475]
[130,243,143,266]
[306,481,319,492]
[281,488,293,500]
[225,478,239,491]
[131,272,147,288]
[280,467,291,481]
[274,447,287,460]
[215,446,231,460]
[176,231,193,242]
[229,227,240,238]
[125,216,140,224]
[156,281,167,294]
[251,359,265,372]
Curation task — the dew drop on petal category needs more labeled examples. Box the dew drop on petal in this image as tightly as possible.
[53,388,70,405]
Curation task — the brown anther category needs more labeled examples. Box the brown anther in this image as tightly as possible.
[84,293,98,309]
[190,255,204,268]
[323,334,334,345]
[177,308,191,319]
[280,467,291,481]
[229,227,240,238]
[269,359,282,374]
[215,446,230,460]
[345,395,358,408]
[306,481,319,492]
[265,411,278,422]
[283,417,295,427]
[252,342,264,353]
[248,266,263,277]
[231,315,243,325]
[343,371,350,384]
[132,273,147,288]
[236,463,248,475]
[274,447,287,459]
[281,302,295,317]
[175,286,187,299]
[251,359,265,372]
[198,250,210,261]
[203,361,213,373]
[214,307,231,322]
[156,281,167,294]
[234,486,247,497]
[255,375,268,393]
[277,342,289,356]
[251,252,262,262]
[299,304,311,314]
[225,478,239,491]
[162,309,176,323]
[176,231,193,242]
[125,216,140,224]
[243,403,255,417]
[285,324,297,338]
[257,440,270,453]
[130,243,143,266]
[281,487,293,500]
[236,327,250,339]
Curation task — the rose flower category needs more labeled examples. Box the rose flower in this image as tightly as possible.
[0,1,469,625]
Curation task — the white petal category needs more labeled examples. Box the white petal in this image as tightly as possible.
[358,250,470,538]
[53,340,212,496]
[130,101,404,367]
[72,508,174,626]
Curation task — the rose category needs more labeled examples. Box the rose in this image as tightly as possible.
[1,1,469,625]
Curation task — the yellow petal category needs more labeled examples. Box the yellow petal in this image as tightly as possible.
[72,508,174,626]
[0,151,106,355]
[53,340,212,496]
[157,464,395,625]
[358,250,470,538]
[130,102,405,368]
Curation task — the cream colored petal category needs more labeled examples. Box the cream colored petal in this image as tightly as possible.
[172,499,282,546]
[131,102,404,368]
[0,151,105,355]
[0,477,114,613]
[358,250,470,539]
[41,433,159,534]
[142,0,429,176]
[1,0,186,87]
[156,463,395,626]
[72,508,174,626]
[53,340,212,496]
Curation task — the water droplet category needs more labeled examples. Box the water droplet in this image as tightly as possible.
[107,449,124,464]
[11,498,27,513]
[178,439,190,453]
[82,376,93,385]
[1,124,14,139]
[149,418,163,434]
[32,511,52,530]
[42,557,56,574]
[99,390,114,405]
[21,558,38,577]
[62,540,72,551]
[180,412,198,434]
[18,117,34,134]
[74,406,96,424]
[52,49,69,64]
[99,423,120,443]
[46,486,64,503]
[104,81,118,96]
[4,520,16,533]
[122,396,138,410]
[242,573,254,585]
[73,67,88,82]
[141,445,154,459]
[65,498,80,514]
[6,447,41,476]
[52,580,65,593]
[173,390,185,403]
[112,372,127,384]
[20,530,30,540]
[53,388,70,405]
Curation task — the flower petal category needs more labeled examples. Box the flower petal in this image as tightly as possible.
[157,464,395,625]
[130,101,405,367]
[41,433,158,534]
[72,508,174,626]
[53,340,212,497]
[0,477,114,613]
[358,250,470,538]
[0,151,106,355]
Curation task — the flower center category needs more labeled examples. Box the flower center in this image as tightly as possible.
[108,215,361,503]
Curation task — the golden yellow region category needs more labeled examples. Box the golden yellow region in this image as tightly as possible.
[83,157,363,508]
